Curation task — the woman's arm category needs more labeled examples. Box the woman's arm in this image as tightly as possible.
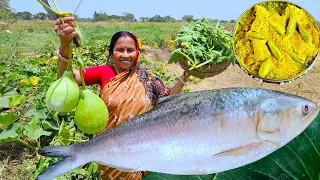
[57,44,82,85]
[54,16,82,85]
[169,71,190,95]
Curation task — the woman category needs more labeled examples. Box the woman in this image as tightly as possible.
[54,16,189,180]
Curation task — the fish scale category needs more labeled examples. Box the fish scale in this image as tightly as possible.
[37,88,318,180]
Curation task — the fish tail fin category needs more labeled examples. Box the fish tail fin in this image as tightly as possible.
[36,145,88,180]
[38,145,72,157]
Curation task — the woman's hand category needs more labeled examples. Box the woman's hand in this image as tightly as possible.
[54,16,81,82]
[169,71,190,95]
[53,16,78,47]
[181,71,190,82]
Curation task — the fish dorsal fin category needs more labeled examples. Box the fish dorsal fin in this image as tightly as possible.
[157,94,181,105]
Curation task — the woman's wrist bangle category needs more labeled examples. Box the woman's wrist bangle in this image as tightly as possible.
[57,46,72,63]
[57,52,69,63]
[183,71,190,81]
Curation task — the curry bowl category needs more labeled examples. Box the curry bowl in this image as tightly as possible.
[232,1,320,83]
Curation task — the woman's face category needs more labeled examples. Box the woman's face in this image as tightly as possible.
[112,36,138,72]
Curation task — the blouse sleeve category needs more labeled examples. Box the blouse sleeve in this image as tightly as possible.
[82,65,116,88]
[82,66,103,86]
[149,73,170,99]
[135,67,170,105]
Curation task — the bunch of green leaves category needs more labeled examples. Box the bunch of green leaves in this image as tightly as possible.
[168,18,235,70]
[144,113,320,179]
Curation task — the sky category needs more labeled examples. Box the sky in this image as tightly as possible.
[10,0,320,21]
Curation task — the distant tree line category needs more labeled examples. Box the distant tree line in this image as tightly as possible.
[2,0,318,24]
[0,0,237,23]
[0,9,238,23]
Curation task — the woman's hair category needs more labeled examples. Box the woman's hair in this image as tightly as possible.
[108,31,139,56]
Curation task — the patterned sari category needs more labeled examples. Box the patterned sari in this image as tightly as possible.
[98,63,153,180]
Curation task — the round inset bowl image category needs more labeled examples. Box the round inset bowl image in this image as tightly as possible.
[232,1,320,83]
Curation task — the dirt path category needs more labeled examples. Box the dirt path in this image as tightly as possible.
[143,46,320,106]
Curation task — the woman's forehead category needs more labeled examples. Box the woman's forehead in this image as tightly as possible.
[115,36,136,47]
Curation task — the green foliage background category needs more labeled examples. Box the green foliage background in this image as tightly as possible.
[0,20,194,179]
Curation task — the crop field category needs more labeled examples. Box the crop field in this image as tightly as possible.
[0,20,206,180]
[0,20,187,178]
[0,20,320,180]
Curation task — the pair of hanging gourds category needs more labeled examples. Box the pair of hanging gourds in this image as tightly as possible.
[45,49,109,135]
[43,27,108,135]
[37,0,108,134]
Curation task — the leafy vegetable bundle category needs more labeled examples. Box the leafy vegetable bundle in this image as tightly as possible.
[168,18,235,71]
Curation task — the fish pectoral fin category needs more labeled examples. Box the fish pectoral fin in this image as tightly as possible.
[209,141,278,173]
[213,142,266,157]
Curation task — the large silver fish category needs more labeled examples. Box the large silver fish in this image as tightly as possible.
[37,88,319,180]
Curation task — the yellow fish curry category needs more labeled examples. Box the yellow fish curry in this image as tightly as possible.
[233,2,320,80]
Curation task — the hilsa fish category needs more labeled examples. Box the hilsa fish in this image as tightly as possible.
[37,88,319,180]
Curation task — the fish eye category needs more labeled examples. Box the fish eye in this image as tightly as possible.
[302,105,309,116]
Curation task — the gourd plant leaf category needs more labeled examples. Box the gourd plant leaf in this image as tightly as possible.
[0,97,9,108]
[23,117,52,140]
[24,108,49,119]
[42,120,59,131]
[55,120,76,145]
[29,76,40,86]
[0,86,18,108]
[0,112,20,126]
[168,48,184,64]
[143,113,320,180]
[0,86,18,97]
[0,123,25,144]
[8,94,25,108]
[168,49,193,64]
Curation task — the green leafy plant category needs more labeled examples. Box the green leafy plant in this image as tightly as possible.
[168,18,235,70]
[0,112,20,126]
[0,116,52,151]
[23,117,52,141]
[0,86,18,108]
[8,94,25,108]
